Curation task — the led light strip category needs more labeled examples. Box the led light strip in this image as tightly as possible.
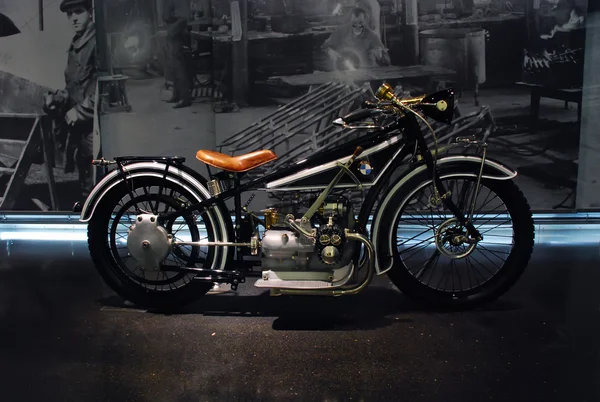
[2,223,600,245]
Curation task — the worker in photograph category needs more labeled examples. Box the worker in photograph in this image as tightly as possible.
[162,0,192,109]
[333,0,381,38]
[44,0,97,199]
[356,0,381,38]
[322,7,390,70]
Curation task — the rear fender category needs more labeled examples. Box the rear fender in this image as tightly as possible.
[371,155,517,275]
[79,161,223,222]
[79,161,233,269]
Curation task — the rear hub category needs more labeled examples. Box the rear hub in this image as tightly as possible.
[127,214,172,271]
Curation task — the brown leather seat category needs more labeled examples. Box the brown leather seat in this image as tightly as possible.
[195,149,277,173]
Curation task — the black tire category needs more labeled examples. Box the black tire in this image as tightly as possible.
[376,163,535,310]
[88,176,232,310]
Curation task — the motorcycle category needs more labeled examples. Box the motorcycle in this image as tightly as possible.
[76,83,535,310]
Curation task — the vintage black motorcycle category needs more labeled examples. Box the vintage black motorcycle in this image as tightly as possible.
[77,83,535,310]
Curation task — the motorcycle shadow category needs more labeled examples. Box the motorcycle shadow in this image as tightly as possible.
[208,287,416,331]
[97,287,521,331]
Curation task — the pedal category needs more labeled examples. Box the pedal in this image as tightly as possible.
[254,279,333,289]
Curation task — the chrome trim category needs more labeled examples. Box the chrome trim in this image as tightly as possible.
[266,135,401,189]
[173,241,252,247]
[262,261,355,290]
[250,235,259,255]
[265,142,406,193]
[332,117,344,126]
[80,162,223,221]
[337,122,381,130]
[267,184,368,191]
[207,179,223,197]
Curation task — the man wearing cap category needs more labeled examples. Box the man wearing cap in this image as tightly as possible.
[44,0,96,200]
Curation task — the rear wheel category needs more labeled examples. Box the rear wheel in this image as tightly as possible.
[377,164,535,309]
[88,177,232,309]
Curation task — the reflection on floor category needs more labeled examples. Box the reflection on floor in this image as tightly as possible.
[0,226,598,402]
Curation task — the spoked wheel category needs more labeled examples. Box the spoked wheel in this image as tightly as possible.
[88,177,231,309]
[378,164,535,309]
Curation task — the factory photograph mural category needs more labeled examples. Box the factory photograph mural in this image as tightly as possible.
[4,0,590,211]
[0,0,98,211]
[205,0,590,211]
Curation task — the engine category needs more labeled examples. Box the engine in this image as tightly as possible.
[260,195,356,272]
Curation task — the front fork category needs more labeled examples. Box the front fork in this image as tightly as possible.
[424,138,487,243]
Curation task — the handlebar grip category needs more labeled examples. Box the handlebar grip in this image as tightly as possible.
[362,100,379,109]
[342,109,372,124]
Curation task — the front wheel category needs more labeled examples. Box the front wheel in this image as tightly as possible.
[377,164,535,310]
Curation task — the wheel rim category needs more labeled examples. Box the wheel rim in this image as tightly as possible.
[390,176,516,296]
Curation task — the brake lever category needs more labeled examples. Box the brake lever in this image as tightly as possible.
[363,100,394,109]
[333,107,388,129]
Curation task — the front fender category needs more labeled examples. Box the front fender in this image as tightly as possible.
[371,155,517,275]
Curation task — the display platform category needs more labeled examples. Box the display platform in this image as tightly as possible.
[0,219,598,402]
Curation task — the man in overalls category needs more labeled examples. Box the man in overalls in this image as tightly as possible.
[45,0,96,199]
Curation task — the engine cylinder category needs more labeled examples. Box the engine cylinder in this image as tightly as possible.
[261,228,314,270]
[262,230,314,259]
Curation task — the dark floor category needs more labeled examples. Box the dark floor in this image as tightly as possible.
[0,239,599,402]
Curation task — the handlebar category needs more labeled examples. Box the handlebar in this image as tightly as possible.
[337,100,400,127]
[334,87,432,128]
[333,101,399,129]
[340,108,374,124]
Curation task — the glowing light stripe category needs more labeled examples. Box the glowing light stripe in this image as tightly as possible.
[2,224,600,245]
